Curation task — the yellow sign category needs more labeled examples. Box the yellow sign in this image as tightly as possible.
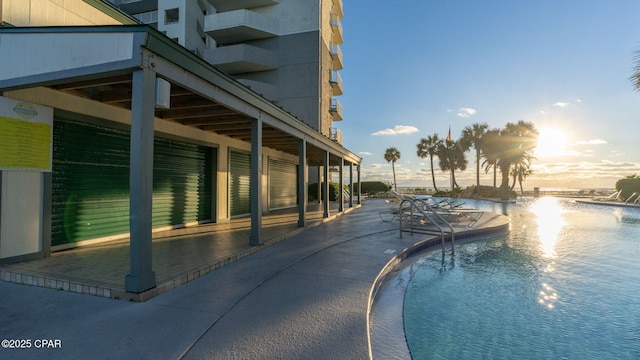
[0,97,53,172]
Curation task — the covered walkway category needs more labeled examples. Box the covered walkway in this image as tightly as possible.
[1,202,355,301]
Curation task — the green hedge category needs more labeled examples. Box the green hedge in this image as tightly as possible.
[359,181,391,195]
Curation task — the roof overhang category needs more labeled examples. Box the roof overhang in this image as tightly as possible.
[0,25,361,166]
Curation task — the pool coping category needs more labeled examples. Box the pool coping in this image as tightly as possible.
[366,214,511,359]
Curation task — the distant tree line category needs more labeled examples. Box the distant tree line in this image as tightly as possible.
[385,121,539,200]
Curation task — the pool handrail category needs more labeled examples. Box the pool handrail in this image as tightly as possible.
[398,198,455,254]
[625,192,639,205]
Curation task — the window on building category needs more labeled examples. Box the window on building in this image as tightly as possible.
[165,8,179,24]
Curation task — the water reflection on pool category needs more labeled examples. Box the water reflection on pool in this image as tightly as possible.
[370,197,640,359]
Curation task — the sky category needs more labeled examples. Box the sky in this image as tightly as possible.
[338,0,640,190]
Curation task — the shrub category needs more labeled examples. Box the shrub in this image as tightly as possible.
[308,182,341,201]
[616,175,640,201]
[359,181,391,195]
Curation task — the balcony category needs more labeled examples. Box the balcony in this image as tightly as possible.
[330,127,343,145]
[210,44,278,75]
[330,15,344,45]
[113,0,158,14]
[206,0,278,12]
[332,0,344,18]
[330,71,343,96]
[330,44,343,70]
[330,99,343,121]
[205,9,278,45]
[133,10,158,27]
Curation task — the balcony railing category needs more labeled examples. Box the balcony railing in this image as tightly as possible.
[204,9,278,45]
[330,98,343,121]
[330,43,343,70]
[206,0,278,12]
[330,70,343,96]
[330,127,343,145]
[209,44,278,75]
[330,15,344,44]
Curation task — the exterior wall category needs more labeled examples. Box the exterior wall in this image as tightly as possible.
[1,0,125,26]
[0,171,43,259]
[272,31,321,132]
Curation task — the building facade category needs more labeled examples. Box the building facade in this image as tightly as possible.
[0,0,359,294]
[107,0,344,141]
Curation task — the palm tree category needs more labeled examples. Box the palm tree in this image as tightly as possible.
[496,121,539,199]
[416,134,442,192]
[384,147,401,190]
[480,128,501,189]
[437,138,467,192]
[510,155,534,195]
[460,122,489,197]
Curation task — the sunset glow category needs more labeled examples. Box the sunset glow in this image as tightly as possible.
[533,128,570,159]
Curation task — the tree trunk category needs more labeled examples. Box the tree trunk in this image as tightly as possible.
[476,149,481,198]
[493,165,497,189]
[430,155,438,192]
[392,162,397,190]
[519,179,524,195]
[451,169,457,190]
[499,162,511,200]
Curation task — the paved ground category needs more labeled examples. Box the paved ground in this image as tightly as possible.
[0,199,509,359]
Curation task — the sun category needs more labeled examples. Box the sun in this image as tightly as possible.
[535,128,570,158]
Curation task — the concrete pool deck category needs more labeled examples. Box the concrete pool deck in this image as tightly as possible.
[0,199,509,359]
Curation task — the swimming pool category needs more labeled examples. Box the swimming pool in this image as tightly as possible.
[371,197,640,359]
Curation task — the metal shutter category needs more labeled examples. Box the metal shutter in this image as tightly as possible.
[229,151,251,216]
[52,118,212,245]
[269,158,298,209]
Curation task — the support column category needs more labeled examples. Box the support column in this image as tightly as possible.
[357,165,362,205]
[250,118,263,245]
[349,163,354,208]
[297,139,307,227]
[316,165,322,203]
[338,157,344,212]
[323,151,330,218]
[126,68,156,293]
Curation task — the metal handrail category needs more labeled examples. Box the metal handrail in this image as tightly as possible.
[398,198,455,254]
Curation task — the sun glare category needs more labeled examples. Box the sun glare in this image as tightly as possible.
[535,128,569,158]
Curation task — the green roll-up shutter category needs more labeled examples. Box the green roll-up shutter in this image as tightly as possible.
[52,118,212,245]
[269,158,297,209]
[229,151,251,216]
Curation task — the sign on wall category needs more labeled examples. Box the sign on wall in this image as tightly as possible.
[0,96,53,172]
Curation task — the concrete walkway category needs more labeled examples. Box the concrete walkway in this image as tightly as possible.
[0,199,509,359]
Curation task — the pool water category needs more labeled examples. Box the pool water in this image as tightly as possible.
[374,197,640,359]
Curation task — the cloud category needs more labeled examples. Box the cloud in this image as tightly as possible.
[359,151,372,156]
[576,139,607,145]
[369,163,382,168]
[371,125,419,136]
[554,102,570,108]
[457,107,476,118]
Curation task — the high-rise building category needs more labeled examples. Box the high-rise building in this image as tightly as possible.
[108,0,345,143]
